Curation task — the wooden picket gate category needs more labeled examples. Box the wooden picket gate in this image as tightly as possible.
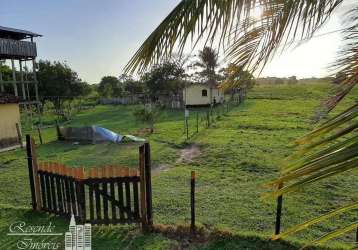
[26,135,153,230]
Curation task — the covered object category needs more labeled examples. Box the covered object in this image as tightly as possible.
[58,126,145,144]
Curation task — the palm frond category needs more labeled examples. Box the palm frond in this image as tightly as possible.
[124,0,343,74]
[302,222,358,249]
[272,202,358,240]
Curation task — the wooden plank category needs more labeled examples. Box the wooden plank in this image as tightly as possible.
[64,173,71,215]
[94,181,101,220]
[110,180,116,221]
[45,167,52,211]
[68,176,77,216]
[56,171,63,214]
[49,165,57,212]
[117,180,125,221]
[125,178,131,219]
[102,166,109,223]
[133,181,140,219]
[89,184,94,221]
[275,182,284,235]
[39,173,47,210]
[95,168,101,220]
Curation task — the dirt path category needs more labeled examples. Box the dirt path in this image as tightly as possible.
[152,144,201,176]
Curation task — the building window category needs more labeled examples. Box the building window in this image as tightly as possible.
[202,89,208,97]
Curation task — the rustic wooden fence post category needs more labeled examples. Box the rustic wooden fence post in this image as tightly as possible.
[144,143,153,227]
[16,123,23,148]
[26,135,37,210]
[139,144,148,232]
[196,112,199,133]
[275,182,284,235]
[191,171,196,234]
[37,126,43,144]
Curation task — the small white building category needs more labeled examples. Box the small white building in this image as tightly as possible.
[183,80,224,107]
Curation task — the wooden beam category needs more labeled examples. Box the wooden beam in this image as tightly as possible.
[11,59,18,96]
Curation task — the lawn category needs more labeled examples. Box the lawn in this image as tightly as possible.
[1,82,358,249]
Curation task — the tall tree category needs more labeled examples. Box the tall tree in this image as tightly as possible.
[124,0,358,246]
[194,46,219,82]
[37,60,90,110]
[141,60,185,100]
[98,76,122,97]
[220,63,255,91]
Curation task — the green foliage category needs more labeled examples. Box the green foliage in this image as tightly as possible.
[193,46,220,82]
[37,60,91,110]
[97,76,122,97]
[141,60,185,98]
[133,105,160,133]
[220,63,255,91]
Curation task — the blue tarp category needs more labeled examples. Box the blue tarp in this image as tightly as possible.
[94,126,145,143]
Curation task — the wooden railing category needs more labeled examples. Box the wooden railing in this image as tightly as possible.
[0,38,37,58]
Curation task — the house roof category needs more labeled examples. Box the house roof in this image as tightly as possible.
[0,26,42,40]
[0,94,19,104]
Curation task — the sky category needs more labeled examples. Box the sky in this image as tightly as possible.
[0,0,355,83]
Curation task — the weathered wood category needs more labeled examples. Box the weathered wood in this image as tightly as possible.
[139,144,148,230]
[30,138,41,210]
[117,180,125,221]
[144,143,153,227]
[39,173,46,210]
[89,184,94,221]
[0,38,37,58]
[25,135,36,210]
[16,123,23,148]
[37,127,43,144]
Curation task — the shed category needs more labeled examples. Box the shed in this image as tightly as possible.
[0,94,21,150]
[183,80,224,107]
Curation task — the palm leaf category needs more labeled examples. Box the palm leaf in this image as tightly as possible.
[302,222,358,249]
[124,0,342,74]
[272,202,358,240]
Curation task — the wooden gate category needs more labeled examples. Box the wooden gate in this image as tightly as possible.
[26,135,153,230]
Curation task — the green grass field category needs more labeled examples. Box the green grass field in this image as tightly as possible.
[1,82,358,249]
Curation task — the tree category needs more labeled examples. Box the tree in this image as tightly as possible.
[219,63,255,91]
[37,60,90,115]
[97,76,122,97]
[141,60,185,100]
[124,0,358,246]
[133,104,160,133]
[194,46,220,82]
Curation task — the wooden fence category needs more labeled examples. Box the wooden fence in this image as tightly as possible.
[26,135,153,230]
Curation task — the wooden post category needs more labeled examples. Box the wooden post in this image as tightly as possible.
[191,171,196,233]
[144,143,153,227]
[0,60,4,93]
[26,135,37,210]
[37,126,43,144]
[11,59,18,97]
[186,117,189,140]
[16,123,23,148]
[196,112,199,133]
[30,137,42,210]
[139,144,148,232]
[20,60,26,100]
[56,121,63,141]
[275,182,284,235]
